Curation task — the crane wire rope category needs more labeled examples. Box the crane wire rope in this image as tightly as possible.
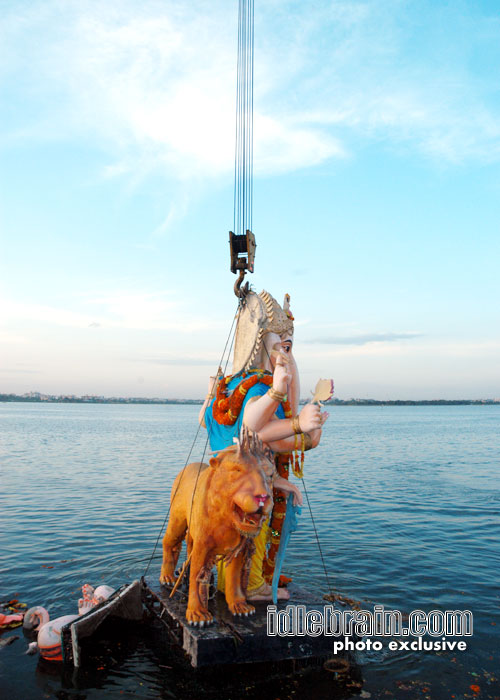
[233,0,254,238]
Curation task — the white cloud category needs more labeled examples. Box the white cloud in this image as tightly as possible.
[0,330,29,345]
[87,291,203,331]
[0,292,220,332]
[297,338,500,361]
[308,331,422,346]
[150,191,190,238]
[2,0,500,182]
[0,299,98,329]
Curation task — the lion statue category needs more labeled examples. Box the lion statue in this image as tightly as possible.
[159,430,274,625]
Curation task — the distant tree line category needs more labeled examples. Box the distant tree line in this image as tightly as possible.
[1,393,498,406]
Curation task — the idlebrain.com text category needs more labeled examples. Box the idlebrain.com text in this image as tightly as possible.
[267,605,472,653]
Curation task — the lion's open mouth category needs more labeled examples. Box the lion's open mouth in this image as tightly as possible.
[233,503,263,532]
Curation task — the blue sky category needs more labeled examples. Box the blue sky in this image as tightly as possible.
[1,0,499,399]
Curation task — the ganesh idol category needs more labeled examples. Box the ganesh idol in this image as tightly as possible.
[199,290,328,601]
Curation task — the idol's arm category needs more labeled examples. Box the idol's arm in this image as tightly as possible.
[253,403,324,442]
[287,353,300,416]
[243,353,292,432]
[243,402,323,441]
[198,403,208,428]
[273,475,303,506]
[267,426,324,453]
[198,372,221,427]
[243,393,286,433]
[244,351,322,437]
[243,358,323,442]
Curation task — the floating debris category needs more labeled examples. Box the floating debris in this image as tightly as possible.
[0,635,19,649]
[0,612,24,629]
[323,591,363,610]
[0,598,27,629]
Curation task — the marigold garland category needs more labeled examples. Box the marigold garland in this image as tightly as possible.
[213,370,293,425]
[262,452,292,583]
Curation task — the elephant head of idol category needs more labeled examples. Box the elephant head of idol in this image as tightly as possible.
[232,290,299,413]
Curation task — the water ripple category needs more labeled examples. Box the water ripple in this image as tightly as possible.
[1,403,499,699]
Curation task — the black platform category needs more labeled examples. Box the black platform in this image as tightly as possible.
[144,579,350,668]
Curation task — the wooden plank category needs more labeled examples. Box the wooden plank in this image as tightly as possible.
[146,579,350,668]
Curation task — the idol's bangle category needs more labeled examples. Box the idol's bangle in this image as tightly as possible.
[302,432,313,451]
[291,415,302,434]
[205,393,214,401]
[267,387,286,403]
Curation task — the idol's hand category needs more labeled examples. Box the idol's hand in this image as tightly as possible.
[273,351,292,394]
[289,482,303,507]
[274,475,303,506]
[298,402,322,432]
[306,411,328,445]
[207,367,223,397]
[308,427,323,448]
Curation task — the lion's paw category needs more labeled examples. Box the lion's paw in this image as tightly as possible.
[229,600,255,617]
[186,607,214,626]
[159,570,176,586]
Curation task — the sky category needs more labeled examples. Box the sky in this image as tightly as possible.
[1,0,499,400]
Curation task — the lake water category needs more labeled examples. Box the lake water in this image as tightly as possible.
[1,403,499,699]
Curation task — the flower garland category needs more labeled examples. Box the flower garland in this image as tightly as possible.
[213,370,292,425]
[262,452,292,583]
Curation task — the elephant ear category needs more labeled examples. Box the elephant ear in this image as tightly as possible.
[232,292,267,375]
[311,378,334,404]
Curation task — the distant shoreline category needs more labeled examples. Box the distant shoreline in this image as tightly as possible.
[1,393,498,406]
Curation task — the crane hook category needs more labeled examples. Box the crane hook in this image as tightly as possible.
[234,269,250,299]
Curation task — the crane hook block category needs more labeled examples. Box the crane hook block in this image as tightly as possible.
[229,230,256,275]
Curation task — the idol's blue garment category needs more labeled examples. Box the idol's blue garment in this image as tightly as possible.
[204,373,285,453]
